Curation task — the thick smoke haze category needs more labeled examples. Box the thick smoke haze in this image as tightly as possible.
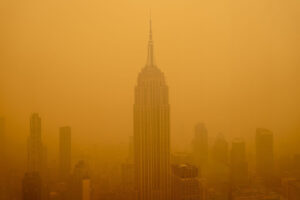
[0,0,299,165]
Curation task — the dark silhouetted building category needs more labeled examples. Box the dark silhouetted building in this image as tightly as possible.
[192,123,208,172]
[210,134,230,184]
[230,138,248,186]
[59,126,71,180]
[171,164,203,200]
[28,113,46,174]
[22,172,42,200]
[256,128,274,179]
[213,134,229,164]
[68,160,91,200]
[134,19,170,200]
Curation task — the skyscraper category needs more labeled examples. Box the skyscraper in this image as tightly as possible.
[27,113,44,173]
[230,138,248,186]
[133,19,170,200]
[212,134,229,164]
[59,126,71,180]
[192,123,208,170]
[256,128,274,179]
[210,134,229,183]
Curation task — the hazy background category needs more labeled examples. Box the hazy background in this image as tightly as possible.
[0,0,299,163]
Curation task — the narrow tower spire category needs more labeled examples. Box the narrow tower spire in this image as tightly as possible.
[146,13,155,67]
[149,11,152,41]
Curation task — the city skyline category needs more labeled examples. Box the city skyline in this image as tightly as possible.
[0,1,299,199]
[1,1,299,156]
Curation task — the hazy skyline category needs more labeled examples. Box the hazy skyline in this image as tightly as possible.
[0,0,299,163]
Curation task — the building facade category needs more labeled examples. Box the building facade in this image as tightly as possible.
[192,123,208,172]
[230,138,248,186]
[27,113,44,174]
[133,20,171,200]
[59,126,71,180]
[171,164,203,200]
[256,128,274,179]
[22,172,42,200]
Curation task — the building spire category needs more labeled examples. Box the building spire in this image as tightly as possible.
[149,10,152,41]
[146,12,155,67]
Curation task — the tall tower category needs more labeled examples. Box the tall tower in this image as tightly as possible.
[256,128,274,179]
[192,123,208,170]
[27,113,43,173]
[134,19,171,200]
[212,134,229,164]
[211,134,229,183]
[230,138,248,185]
[59,126,71,180]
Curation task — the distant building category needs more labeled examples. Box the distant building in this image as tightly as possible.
[27,113,46,174]
[212,134,229,164]
[278,155,293,176]
[231,187,280,200]
[192,123,208,171]
[256,128,274,179]
[171,164,204,200]
[68,160,91,200]
[59,126,71,180]
[230,138,248,186]
[282,178,300,200]
[210,134,230,183]
[22,172,42,200]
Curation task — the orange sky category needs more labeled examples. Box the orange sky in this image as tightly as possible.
[0,0,299,160]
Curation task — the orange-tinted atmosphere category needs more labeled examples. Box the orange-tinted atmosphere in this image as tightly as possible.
[0,0,299,199]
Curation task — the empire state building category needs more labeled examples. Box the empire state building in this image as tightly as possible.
[134,20,171,200]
